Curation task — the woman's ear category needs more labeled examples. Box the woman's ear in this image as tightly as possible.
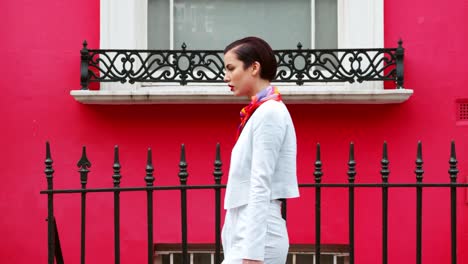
[251,61,261,77]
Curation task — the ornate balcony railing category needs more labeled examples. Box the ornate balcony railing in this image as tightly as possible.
[80,40,404,90]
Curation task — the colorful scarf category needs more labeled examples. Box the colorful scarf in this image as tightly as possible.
[236,86,282,140]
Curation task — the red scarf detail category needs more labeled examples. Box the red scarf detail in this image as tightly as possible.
[236,86,282,140]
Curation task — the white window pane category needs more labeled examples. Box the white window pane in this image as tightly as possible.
[149,0,312,49]
[193,253,211,263]
[148,0,170,49]
[315,0,338,49]
[296,254,314,263]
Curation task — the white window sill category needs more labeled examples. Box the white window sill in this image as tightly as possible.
[70,85,413,104]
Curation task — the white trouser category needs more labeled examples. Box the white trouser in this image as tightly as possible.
[221,200,289,264]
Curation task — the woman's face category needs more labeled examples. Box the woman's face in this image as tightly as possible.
[223,49,256,97]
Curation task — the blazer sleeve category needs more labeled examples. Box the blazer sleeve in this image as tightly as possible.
[242,103,286,260]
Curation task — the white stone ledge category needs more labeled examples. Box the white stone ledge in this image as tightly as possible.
[70,86,413,104]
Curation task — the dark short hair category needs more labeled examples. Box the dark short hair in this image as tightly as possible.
[224,36,277,81]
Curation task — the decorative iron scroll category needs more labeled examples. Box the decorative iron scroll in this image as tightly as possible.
[80,40,404,90]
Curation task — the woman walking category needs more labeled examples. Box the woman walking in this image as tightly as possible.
[222,36,300,264]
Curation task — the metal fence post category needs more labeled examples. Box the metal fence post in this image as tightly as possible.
[178,144,189,264]
[314,143,323,264]
[380,142,390,264]
[45,142,55,264]
[77,146,91,264]
[395,39,404,88]
[347,143,356,264]
[145,148,155,264]
[415,141,424,264]
[80,40,90,90]
[112,146,122,264]
[213,143,223,264]
[449,141,459,264]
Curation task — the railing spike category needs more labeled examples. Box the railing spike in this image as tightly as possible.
[297,42,303,50]
[450,140,456,160]
[45,141,54,180]
[213,143,223,183]
[316,143,321,161]
[417,141,422,160]
[349,142,355,161]
[415,141,424,181]
[46,141,52,160]
[382,141,388,160]
[381,141,390,181]
[314,143,323,183]
[77,146,91,168]
[178,144,188,184]
[145,148,155,186]
[114,145,119,163]
[180,144,186,162]
[113,145,122,186]
[215,143,221,161]
[347,142,356,182]
[77,146,91,186]
[449,141,458,180]
[147,148,153,167]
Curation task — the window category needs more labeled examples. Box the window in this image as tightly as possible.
[73,0,411,104]
[288,253,349,264]
[155,252,215,264]
[154,243,349,264]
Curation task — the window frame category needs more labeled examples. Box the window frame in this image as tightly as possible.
[72,0,412,104]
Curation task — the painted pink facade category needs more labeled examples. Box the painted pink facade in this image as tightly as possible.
[1,0,467,263]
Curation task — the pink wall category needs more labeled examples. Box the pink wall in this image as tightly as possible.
[1,0,467,263]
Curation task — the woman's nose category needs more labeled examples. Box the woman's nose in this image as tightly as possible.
[223,73,230,82]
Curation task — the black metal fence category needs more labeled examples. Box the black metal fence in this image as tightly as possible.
[80,40,404,89]
[41,141,466,264]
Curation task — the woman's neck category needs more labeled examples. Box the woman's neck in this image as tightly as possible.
[248,79,271,98]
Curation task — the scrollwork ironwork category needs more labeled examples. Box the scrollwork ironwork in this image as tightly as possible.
[80,41,404,89]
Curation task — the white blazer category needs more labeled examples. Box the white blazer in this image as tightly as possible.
[223,100,300,260]
[225,100,300,210]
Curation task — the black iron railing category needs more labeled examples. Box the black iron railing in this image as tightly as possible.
[80,40,404,89]
[41,140,465,264]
